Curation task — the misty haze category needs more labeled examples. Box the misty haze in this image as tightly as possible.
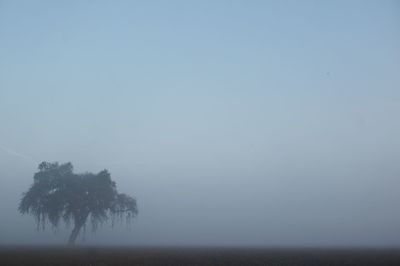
[1,0,400,265]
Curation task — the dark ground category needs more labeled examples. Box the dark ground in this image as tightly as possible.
[1,247,400,266]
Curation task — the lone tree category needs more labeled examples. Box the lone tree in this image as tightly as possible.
[19,162,138,245]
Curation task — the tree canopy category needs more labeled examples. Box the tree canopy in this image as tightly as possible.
[19,161,138,245]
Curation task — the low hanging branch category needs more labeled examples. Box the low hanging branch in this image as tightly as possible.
[19,161,138,245]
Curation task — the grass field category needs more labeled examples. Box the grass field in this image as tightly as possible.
[1,247,400,265]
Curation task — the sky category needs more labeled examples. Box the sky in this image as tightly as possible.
[0,0,399,246]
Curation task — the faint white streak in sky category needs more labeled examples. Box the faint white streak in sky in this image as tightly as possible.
[0,145,38,165]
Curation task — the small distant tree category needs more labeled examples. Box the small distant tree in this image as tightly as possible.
[19,162,138,245]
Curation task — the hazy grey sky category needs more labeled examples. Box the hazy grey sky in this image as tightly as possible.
[1,0,399,246]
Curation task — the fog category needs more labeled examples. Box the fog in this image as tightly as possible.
[0,0,399,247]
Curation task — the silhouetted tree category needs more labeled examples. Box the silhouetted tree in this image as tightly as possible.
[19,162,138,245]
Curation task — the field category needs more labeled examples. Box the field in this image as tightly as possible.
[1,247,400,265]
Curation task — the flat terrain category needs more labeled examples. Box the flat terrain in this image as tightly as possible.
[1,247,400,265]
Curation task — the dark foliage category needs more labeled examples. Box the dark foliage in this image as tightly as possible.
[19,162,138,245]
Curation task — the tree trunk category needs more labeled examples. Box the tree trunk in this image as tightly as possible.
[68,216,87,246]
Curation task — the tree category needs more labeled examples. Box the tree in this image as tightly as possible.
[19,161,138,245]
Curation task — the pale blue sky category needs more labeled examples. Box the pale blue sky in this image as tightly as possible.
[0,0,400,246]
